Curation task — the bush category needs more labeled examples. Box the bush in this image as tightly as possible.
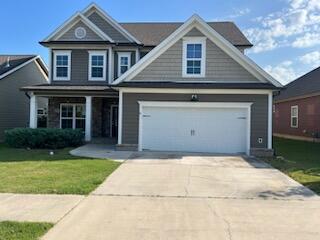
[5,128,84,149]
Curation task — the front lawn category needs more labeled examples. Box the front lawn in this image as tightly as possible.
[264,137,320,194]
[0,144,120,195]
[0,221,53,240]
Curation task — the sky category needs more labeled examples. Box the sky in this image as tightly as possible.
[1,0,320,85]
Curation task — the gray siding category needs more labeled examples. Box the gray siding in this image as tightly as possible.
[113,51,136,79]
[133,27,258,82]
[87,12,129,42]
[0,62,48,141]
[51,49,109,85]
[57,21,103,41]
[122,93,268,149]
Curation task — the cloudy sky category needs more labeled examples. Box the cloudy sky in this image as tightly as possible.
[1,0,319,85]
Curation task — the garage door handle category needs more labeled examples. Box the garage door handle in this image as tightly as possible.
[237,117,246,119]
[191,129,195,136]
[143,114,151,117]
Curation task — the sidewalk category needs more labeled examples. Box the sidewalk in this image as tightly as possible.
[0,193,84,223]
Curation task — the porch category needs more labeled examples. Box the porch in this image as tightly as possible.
[25,85,119,142]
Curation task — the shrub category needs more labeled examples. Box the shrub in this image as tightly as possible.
[5,128,84,149]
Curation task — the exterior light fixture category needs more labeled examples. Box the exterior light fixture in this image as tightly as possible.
[191,94,199,101]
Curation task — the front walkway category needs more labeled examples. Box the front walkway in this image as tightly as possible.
[0,193,84,223]
[42,153,320,240]
[70,144,133,162]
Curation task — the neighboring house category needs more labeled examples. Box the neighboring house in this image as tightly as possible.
[21,3,282,156]
[274,67,320,142]
[0,55,48,141]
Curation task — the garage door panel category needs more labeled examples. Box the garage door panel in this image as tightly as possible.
[141,105,248,154]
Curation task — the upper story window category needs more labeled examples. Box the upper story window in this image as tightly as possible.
[53,51,71,81]
[118,52,131,76]
[88,51,107,81]
[182,37,206,78]
[291,105,298,128]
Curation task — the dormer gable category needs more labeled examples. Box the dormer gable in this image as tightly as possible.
[82,3,141,44]
[43,12,113,42]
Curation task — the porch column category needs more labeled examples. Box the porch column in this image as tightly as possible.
[85,96,92,142]
[268,92,273,149]
[29,93,38,128]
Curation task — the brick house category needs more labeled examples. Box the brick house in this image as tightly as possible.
[274,66,320,142]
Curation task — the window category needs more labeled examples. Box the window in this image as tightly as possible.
[291,106,298,128]
[88,51,107,81]
[53,51,71,80]
[60,104,86,131]
[118,52,131,76]
[182,37,206,77]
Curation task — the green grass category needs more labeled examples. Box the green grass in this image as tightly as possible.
[264,137,320,194]
[0,221,53,240]
[0,144,120,195]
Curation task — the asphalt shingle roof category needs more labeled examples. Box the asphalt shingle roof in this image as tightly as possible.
[120,22,252,46]
[0,55,36,77]
[275,66,320,101]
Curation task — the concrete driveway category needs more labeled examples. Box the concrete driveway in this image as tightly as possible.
[43,153,320,240]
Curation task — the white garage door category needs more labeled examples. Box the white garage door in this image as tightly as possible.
[139,102,250,154]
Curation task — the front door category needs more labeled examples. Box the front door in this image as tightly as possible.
[110,105,118,138]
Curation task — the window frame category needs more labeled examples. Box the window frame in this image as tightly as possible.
[118,52,131,77]
[88,50,107,81]
[182,37,206,78]
[60,103,86,130]
[290,105,299,128]
[53,50,71,81]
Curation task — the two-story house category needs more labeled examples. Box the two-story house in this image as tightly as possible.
[22,3,282,156]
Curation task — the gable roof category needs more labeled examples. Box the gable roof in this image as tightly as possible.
[43,12,114,42]
[120,22,252,47]
[0,55,48,80]
[82,3,141,44]
[41,3,251,47]
[112,14,282,87]
[275,66,320,102]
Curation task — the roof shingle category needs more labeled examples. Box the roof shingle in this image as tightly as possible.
[0,55,36,76]
[120,22,252,46]
[275,66,320,101]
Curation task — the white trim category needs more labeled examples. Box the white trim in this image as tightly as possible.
[109,104,118,138]
[268,92,273,149]
[118,89,123,144]
[53,50,71,81]
[85,96,92,141]
[34,58,49,82]
[44,12,114,42]
[112,14,282,87]
[29,93,38,128]
[117,52,131,77]
[0,56,47,80]
[88,50,107,81]
[48,50,52,83]
[290,105,299,128]
[138,101,252,155]
[82,3,142,44]
[182,37,206,78]
[118,87,273,95]
[108,47,113,83]
[59,103,86,129]
[135,49,140,63]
